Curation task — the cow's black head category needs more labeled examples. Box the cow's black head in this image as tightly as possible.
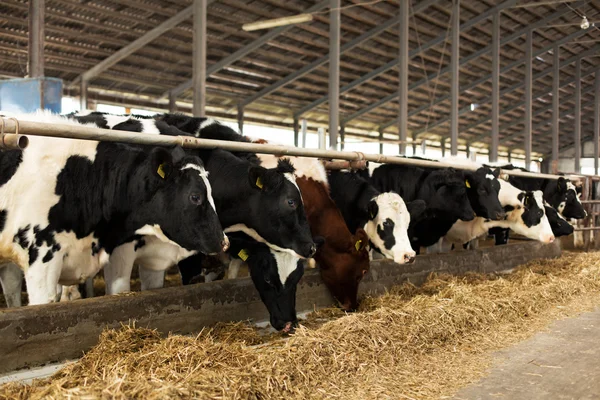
[465,167,504,220]
[544,204,574,237]
[229,233,323,331]
[544,177,586,220]
[128,146,227,254]
[240,159,316,259]
[426,168,475,221]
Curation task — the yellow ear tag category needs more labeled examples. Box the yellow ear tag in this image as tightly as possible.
[255,176,264,189]
[355,240,362,251]
[465,180,471,189]
[238,249,249,261]
[157,163,167,179]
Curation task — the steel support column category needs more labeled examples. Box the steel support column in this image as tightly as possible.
[293,118,300,147]
[80,79,88,111]
[329,0,341,150]
[595,68,600,175]
[340,125,345,151]
[168,92,176,113]
[192,0,207,117]
[450,0,460,156]
[441,138,446,157]
[524,29,532,169]
[552,44,560,169]
[398,0,409,155]
[301,119,308,148]
[575,58,582,173]
[237,106,244,134]
[28,0,45,78]
[490,11,500,162]
[379,129,384,154]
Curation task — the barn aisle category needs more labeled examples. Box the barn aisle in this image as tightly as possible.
[454,307,600,400]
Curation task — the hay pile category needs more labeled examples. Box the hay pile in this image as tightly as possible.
[3,251,600,399]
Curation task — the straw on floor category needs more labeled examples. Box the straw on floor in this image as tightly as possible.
[2,251,600,400]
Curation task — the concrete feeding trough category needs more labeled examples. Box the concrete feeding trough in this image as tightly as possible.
[0,241,561,375]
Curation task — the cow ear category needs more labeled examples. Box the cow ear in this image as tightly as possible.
[367,200,379,220]
[557,177,568,192]
[493,167,501,178]
[353,229,369,252]
[248,166,268,190]
[407,200,426,219]
[150,147,174,180]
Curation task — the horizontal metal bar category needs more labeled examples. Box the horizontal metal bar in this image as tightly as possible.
[573,227,600,231]
[0,117,580,181]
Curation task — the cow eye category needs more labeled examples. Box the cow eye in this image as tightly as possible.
[189,194,203,205]
[287,199,297,208]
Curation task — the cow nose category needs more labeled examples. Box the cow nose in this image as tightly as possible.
[221,237,230,252]
[404,254,416,264]
[308,244,317,257]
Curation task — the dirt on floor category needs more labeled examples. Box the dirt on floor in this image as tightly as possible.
[2,251,600,399]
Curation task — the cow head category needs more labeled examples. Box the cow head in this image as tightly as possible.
[129,146,227,255]
[547,177,586,220]
[465,167,504,220]
[365,193,425,264]
[427,168,475,222]
[504,190,554,243]
[236,159,316,259]
[544,203,574,238]
[227,233,323,332]
[317,228,370,312]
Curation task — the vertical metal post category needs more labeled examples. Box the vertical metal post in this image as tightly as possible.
[237,105,244,134]
[168,92,176,113]
[441,138,446,157]
[412,139,417,156]
[575,57,582,173]
[340,125,345,151]
[450,0,460,156]
[466,145,470,158]
[524,29,532,170]
[80,79,88,111]
[28,0,45,78]
[507,151,512,163]
[595,68,600,176]
[398,0,409,155]
[490,10,500,162]
[301,119,308,148]
[192,0,207,117]
[379,129,384,154]
[293,118,300,147]
[329,0,341,150]
[552,44,560,169]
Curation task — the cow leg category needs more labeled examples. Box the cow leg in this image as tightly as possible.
[178,254,205,285]
[25,257,62,305]
[0,263,23,307]
[227,259,243,279]
[104,243,136,295]
[139,266,166,291]
[59,285,82,302]
[80,277,95,299]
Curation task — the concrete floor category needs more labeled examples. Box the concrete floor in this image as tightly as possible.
[454,307,600,400]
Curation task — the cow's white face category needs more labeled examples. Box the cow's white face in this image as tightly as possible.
[364,193,415,264]
[506,190,555,244]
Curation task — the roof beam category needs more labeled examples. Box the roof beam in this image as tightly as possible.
[295,0,519,119]
[69,3,213,87]
[237,0,439,108]
[164,0,330,99]
[369,2,585,129]
[410,45,600,138]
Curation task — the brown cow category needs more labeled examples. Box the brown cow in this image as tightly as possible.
[296,176,370,310]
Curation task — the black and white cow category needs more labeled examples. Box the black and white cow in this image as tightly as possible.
[0,111,226,305]
[544,202,574,238]
[485,164,586,220]
[369,165,479,251]
[327,170,425,264]
[444,179,555,248]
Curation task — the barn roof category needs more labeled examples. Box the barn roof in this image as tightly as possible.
[0,0,599,158]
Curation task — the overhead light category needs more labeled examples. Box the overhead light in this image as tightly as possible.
[470,103,478,111]
[581,16,590,30]
[242,13,313,32]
